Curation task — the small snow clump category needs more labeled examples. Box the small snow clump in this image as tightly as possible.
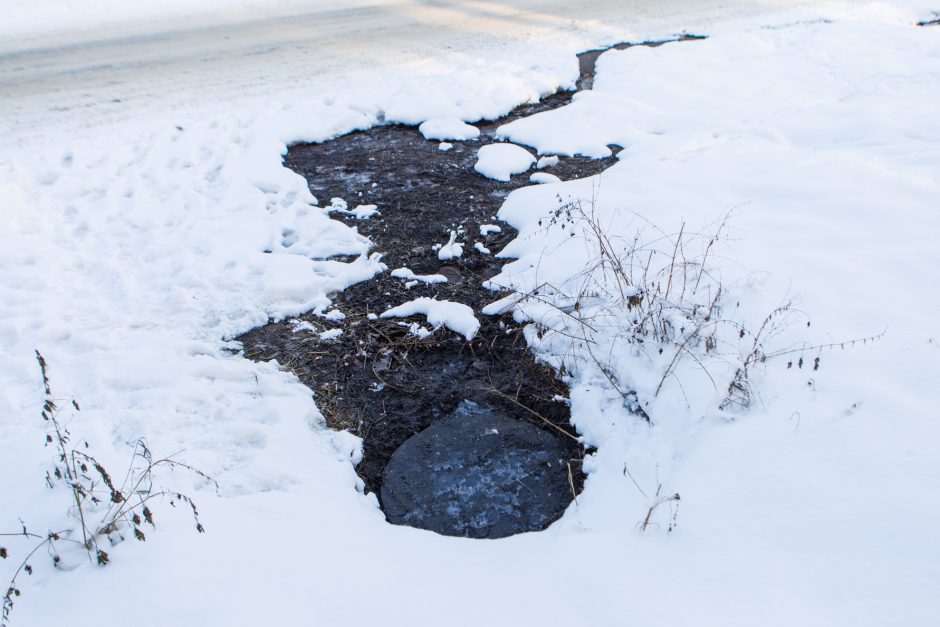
[419,117,481,141]
[474,143,536,181]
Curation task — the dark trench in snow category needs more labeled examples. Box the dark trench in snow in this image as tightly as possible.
[236,35,703,539]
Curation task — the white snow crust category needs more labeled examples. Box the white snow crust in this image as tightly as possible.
[536,155,560,169]
[474,143,536,181]
[529,172,561,184]
[418,117,481,141]
[319,328,342,341]
[437,230,464,260]
[390,267,448,285]
[327,198,380,220]
[381,298,480,340]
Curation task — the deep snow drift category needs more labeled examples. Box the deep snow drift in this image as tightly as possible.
[1,1,939,626]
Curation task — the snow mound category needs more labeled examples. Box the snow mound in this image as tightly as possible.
[474,143,535,181]
[381,298,480,340]
[537,155,560,169]
[530,172,561,184]
[419,117,481,141]
[437,230,464,260]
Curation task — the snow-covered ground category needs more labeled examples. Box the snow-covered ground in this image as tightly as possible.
[0,0,817,149]
[2,1,939,626]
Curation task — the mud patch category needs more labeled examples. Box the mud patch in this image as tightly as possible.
[236,36,701,538]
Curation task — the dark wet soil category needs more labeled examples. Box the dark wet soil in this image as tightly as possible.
[236,35,702,537]
[237,101,608,501]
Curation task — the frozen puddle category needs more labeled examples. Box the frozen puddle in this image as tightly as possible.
[238,36,701,538]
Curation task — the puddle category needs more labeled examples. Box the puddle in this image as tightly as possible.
[237,35,702,538]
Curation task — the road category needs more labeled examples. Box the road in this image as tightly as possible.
[0,0,807,147]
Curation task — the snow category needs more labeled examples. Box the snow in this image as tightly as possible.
[351,205,380,220]
[390,267,448,285]
[474,143,536,181]
[479,224,502,236]
[480,11,940,625]
[529,172,562,184]
[327,199,380,220]
[474,242,492,255]
[438,142,454,152]
[0,1,347,40]
[320,309,346,321]
[381,298,480,341]
[290,319,318,333]
[418,117,481,141]
[481,293,524,316]
[536,155,560,169]
[401,321,434,339]
[437,230,464,260]
[3,1,940,626]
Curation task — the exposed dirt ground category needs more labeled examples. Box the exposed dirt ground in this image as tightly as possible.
[236,102,613,498]
[236,37,697,530]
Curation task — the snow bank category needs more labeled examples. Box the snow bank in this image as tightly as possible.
[479,14,940,626]
[418,117,481,141]
[474,143,536,181]
[381,298,480,340]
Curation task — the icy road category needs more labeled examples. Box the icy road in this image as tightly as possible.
[1,0,810,148]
